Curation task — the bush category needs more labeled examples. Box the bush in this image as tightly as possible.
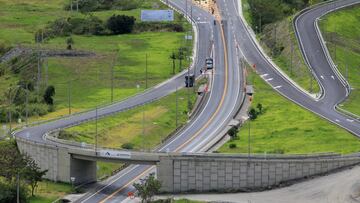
[0,182,29,203]
[249,108,258,120]
[228,126,239,139]
[134,22,184,33]
[106,15,136,34]
[229,143,237,149]
[43,86,55,105]
[121,143,134,150]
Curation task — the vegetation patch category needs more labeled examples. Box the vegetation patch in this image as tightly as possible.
[219,68,360,155]
[59,87,198,177]
[319,5,360,116]
[0,0,192,124]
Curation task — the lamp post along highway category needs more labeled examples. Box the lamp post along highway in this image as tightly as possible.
[95,106,98,154]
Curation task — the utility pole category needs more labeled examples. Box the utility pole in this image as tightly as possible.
[25,87,29,127]
[68,81,71,115]
[111,60,114,103]
[16,173,20,203]
[70,0,73,12]
[273,23,277,56]
[175,85,178,129]
[76,0,79,12]
[45,57,48,87]
[248,118,251,161]
[37,52,41,93]
[290,35,293,75]
[145,54,148,89]
[95,107,98,154]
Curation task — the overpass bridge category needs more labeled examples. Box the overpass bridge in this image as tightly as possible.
[16,135,360,192]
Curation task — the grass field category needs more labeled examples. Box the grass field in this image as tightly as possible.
[219,68,360,155]
[61,86,198,178]
[29,181,72,203]
[319,5,360,116]
[0,0,192,123]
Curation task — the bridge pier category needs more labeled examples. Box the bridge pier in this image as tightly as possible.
[70,157,97,185]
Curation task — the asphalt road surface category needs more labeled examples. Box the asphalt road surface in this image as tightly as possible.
[218,0,360,136]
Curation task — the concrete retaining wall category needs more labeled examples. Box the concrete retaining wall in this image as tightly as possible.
[157,154,360,193]
[16,137,96,184]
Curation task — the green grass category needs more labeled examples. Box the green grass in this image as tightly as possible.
[319,5,360,116]
[63,87,197,149]
[219,69,360,155]
[29,181,72,203]
[61,86,199,178]
[0,0,193,122]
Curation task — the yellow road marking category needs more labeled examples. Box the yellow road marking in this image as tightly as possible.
[99,18,229,203]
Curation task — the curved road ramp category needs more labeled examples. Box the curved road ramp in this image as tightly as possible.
[17,137,360,192]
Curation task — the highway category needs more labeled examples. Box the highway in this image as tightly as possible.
[13,0,360,202]
[76,1,245,202]
[217,0,360,137]
[14,0,245,202]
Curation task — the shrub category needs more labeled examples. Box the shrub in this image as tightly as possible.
[134,22,184,33]
[121,143,134,150]
[106,15,136,34]
[249,108,258,120]
[229,143,237,149]
[228,126,239,139]
[43,86,55,105]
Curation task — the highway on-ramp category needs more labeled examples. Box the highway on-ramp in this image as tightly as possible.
[218,0,360,136]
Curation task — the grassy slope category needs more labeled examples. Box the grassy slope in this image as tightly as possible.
[219,69,360,154]
[0,0,192,121]
[29,181,72,203]
[63,87,197,149]
[242,0,320,94]
[319,5,360,116]
[62,87,198,178]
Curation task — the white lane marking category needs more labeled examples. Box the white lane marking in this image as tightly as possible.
[274,85,282,89]
[320,75,325,80]
[197,22,208,24]
[347,119,354,123]
[261,73,269,78]
[331,75,335,80]
[265,78,273,81]
[335,119,341,123]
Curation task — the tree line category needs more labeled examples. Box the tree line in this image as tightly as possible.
[247,0,327,33]
[0,141,47,202]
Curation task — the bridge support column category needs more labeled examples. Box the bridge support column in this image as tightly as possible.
[70,156,97,185]
[157,156,174,192]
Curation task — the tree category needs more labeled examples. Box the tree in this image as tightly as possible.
[228,126,239,139]
[106,15,135,34]
[249,108,257,120]
[43,86,55,105]
[170,52,176,74]
[23,158,48,196]
[66,37,74,50]
[256,103,263,114]
[0,141,26,182]
[133,174,161,203]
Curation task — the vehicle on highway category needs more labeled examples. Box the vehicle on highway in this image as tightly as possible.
[205,57,213,69]
[185,74,195,87]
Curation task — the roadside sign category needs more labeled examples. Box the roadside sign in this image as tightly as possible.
[141,10,174,22]
[185,35,193,40]
[99,150,131,159]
